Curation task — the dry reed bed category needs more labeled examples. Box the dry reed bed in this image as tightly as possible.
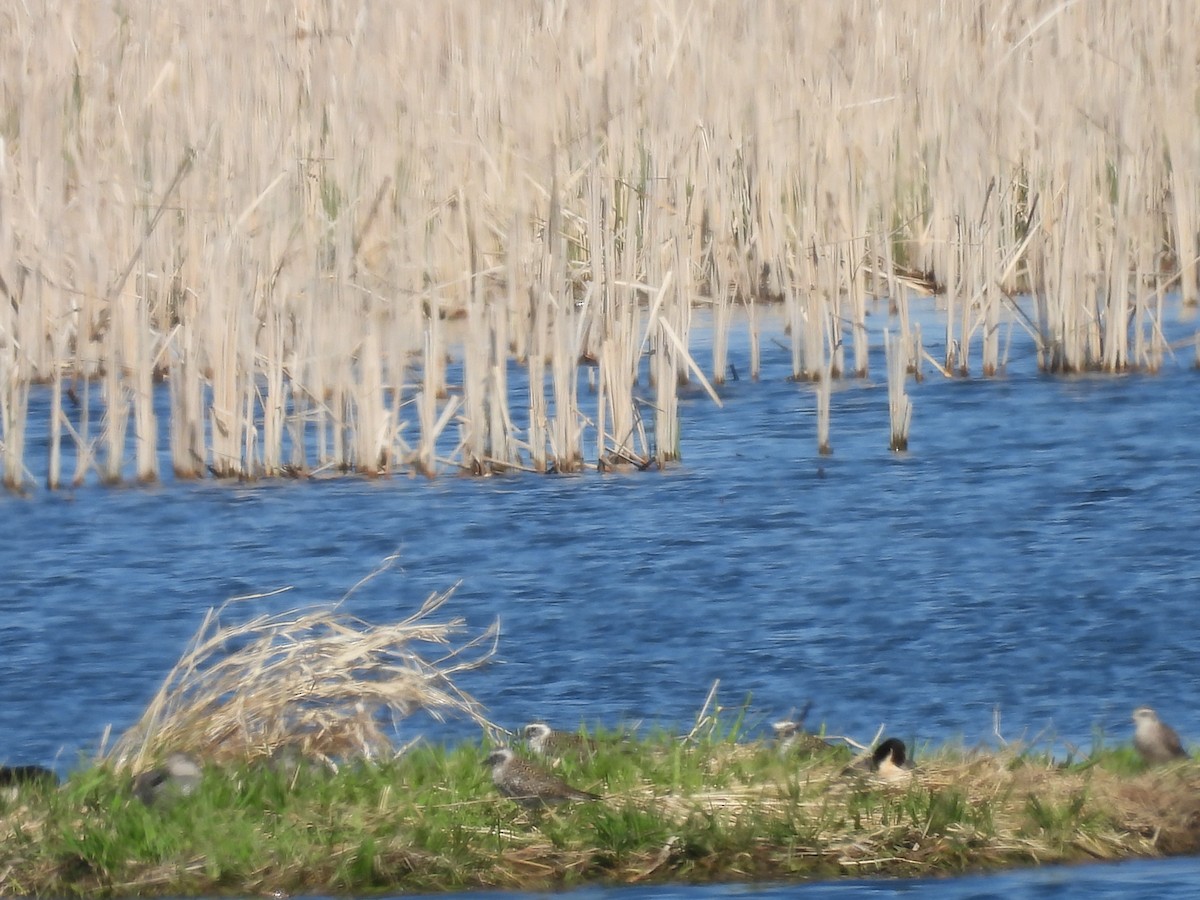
[0,1,1197,488]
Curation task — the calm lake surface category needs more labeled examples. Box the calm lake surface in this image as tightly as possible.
[2,300,1199,894]
[393,856,1200,899]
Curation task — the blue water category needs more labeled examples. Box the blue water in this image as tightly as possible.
[386,856,1200,898]
[2,302,1199,895]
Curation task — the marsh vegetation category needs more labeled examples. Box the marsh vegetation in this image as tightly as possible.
[3,725,1199,897]
[0,1,1197,489]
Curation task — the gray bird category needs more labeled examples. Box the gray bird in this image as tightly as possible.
[132,752,203,806]
[482,747,600,807]
[770,701,829,753]
[771,702,812,739]
[770,722,831,755]
[267,744,333,780]
[522,722,598,758]
[1132,706,1189,766]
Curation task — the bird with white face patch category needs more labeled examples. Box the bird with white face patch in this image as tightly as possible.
[521,722,598,759]
[869,738,915,783]
[483,747,600,807]
[1132,706,1189,766]
[843,738,915,784]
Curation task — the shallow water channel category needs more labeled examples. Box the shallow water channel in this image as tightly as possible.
[2,303,1200,894]
[398,856,1200,899]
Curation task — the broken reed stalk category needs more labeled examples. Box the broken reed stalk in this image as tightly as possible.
[47,340,63,490]
[816,360,832,457]
[598,333,637,468]
[746,296,761,380]
[885,329,913,452]
[786,286,806,381]
[0,354,29,492]
[648,271,679,467]
[131,294,159,483]
[107,561,499,773]
[711,283,732,385]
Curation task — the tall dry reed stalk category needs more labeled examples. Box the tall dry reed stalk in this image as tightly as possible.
[816,361,832,457]
[0,353,28,492]
[884,330,913,452]
[0,1,1196,487]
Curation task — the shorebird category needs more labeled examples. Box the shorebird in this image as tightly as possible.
[771,718,803,747]
[0,765,58,787]
[522,722,598,758]
[132,752,203,806]
[770,701,829,753]
[482,747,600,807]
[870,738,915,783]
[0,765,59,800]
[844,738,915,783]
[267,744,333,780]
[1132,706,1190,766]
[771,701,811,745]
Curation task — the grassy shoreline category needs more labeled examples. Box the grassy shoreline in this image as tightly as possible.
[3,733,1197,897]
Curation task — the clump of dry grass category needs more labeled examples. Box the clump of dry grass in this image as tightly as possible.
[598,738,1200,875]
[105,558,499,773]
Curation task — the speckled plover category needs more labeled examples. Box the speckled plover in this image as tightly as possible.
[483,747,600,807]
[521,722,598,758]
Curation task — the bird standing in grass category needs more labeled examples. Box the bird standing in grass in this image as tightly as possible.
[770,702,832,754]
[0,765,58,787]
[0,765,59,799]
[483,747,600,807]
[522,722,597,759]
[132,752,203,806]
[1132,706,1189,766]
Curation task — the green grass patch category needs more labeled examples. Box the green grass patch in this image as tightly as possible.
[1,733,1199,896]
